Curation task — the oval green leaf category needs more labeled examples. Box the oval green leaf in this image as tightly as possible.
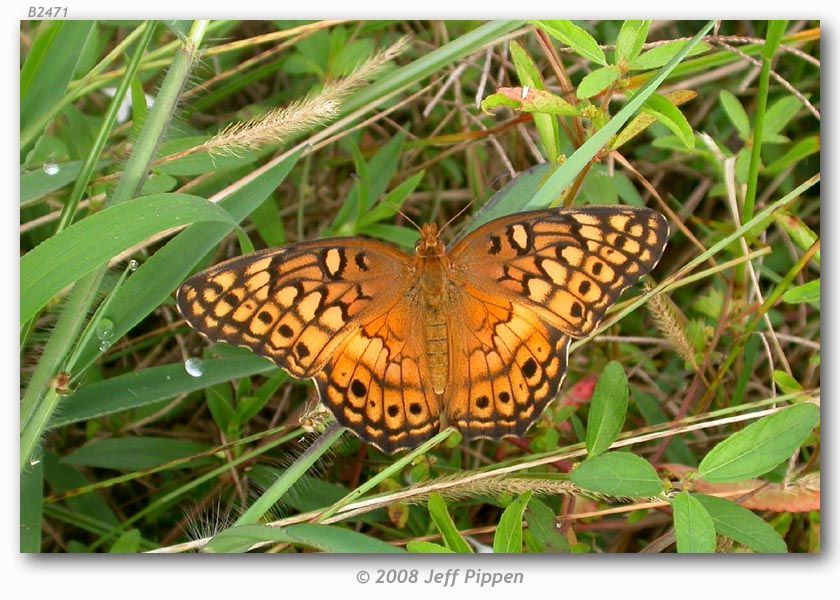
[643,94,695,149]
[535,20,607,66]
[672,492,716,553]
[571,452,664,498]
[693,494,787,553]
[493,491,533,553]
[577,65,621,99]
[586,360,629,457]
[428,493,473,553]
[698,403,820,483]
[782,280,819,304]
[628,39,712,71]
[615,20,651,65]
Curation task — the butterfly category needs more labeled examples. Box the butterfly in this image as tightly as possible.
[177,206,669,453]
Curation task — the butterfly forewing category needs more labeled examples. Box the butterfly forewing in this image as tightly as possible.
[445,206,668,440]
[449,206,669,337]
[176,238,413,378]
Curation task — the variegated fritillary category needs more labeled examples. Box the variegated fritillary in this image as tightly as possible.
[176,206,669,453]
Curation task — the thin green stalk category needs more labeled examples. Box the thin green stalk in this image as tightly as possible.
[54,22,157,233]
[743,21,788,225]
[113,20,209,203]
[317,428,454,523]
[234,424,345,526]
[20,21,210,471]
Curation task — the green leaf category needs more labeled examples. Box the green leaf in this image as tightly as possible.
[21,21,95,150]
[693,494,787,553]
[62,437,211,471]
[427,493,473,553]
[524,498,569,553]
[764,136,820,175]
[643,93,695,149]
[576,65,621,99]
[535,20,607,66]
[50,355,275,429]
[20,461,43,552]
[21,159,112,207]
[109,529,143,554]
[628,40,711,71]
[509,41,559,162]
[481,87,579,116]
[357,171,425,229]
[203,524,405,554]
[21,193,242,325]
[782,280,819,304]
[571,452,664,497]
[719,90,751,140]
[406,541,455,553]
[672,492,716,553]
[358,223,420,248]
[585,361,629,457]
[615,20,651,64]
[773,371,802,394]
[493,491,533,553]
[762,96,803,137]
[467,162,556,231]
[698,403,820,482]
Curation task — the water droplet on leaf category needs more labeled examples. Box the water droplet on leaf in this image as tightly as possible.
[184,357,205,377]
[96,318,115,342]
[43,161,60,175]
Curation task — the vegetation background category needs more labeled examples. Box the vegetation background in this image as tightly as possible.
[20,19,820,554]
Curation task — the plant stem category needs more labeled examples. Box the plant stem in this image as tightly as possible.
[317,428,454,523]
[233,424,345,526]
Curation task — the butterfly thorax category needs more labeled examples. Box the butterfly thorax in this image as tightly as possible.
[414,223,451,395]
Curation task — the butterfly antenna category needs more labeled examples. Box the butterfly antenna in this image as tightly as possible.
[440,196,480,235]
[380,195,423,233]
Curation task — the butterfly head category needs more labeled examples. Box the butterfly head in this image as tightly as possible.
[415,223,445,257]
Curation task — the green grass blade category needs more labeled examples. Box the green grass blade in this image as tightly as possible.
[21,193,240,325]
[21,21,95,156]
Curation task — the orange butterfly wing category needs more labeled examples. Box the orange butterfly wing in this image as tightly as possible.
[177,238,441,452]
[445,206,669,439]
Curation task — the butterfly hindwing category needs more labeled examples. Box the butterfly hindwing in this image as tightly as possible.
[446,285,570,440]
[314,304,441,453]
[449,206,669,337]
[176,238,413,378]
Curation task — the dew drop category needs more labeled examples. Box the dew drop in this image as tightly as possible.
[43,161,60,176]
[99,340,111,351]
[184,357,205,378]
[29,453,42,467]
[96,318,115,342]
[128,259,139,271]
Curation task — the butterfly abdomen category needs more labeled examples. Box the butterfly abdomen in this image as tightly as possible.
[417,257,451,394]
